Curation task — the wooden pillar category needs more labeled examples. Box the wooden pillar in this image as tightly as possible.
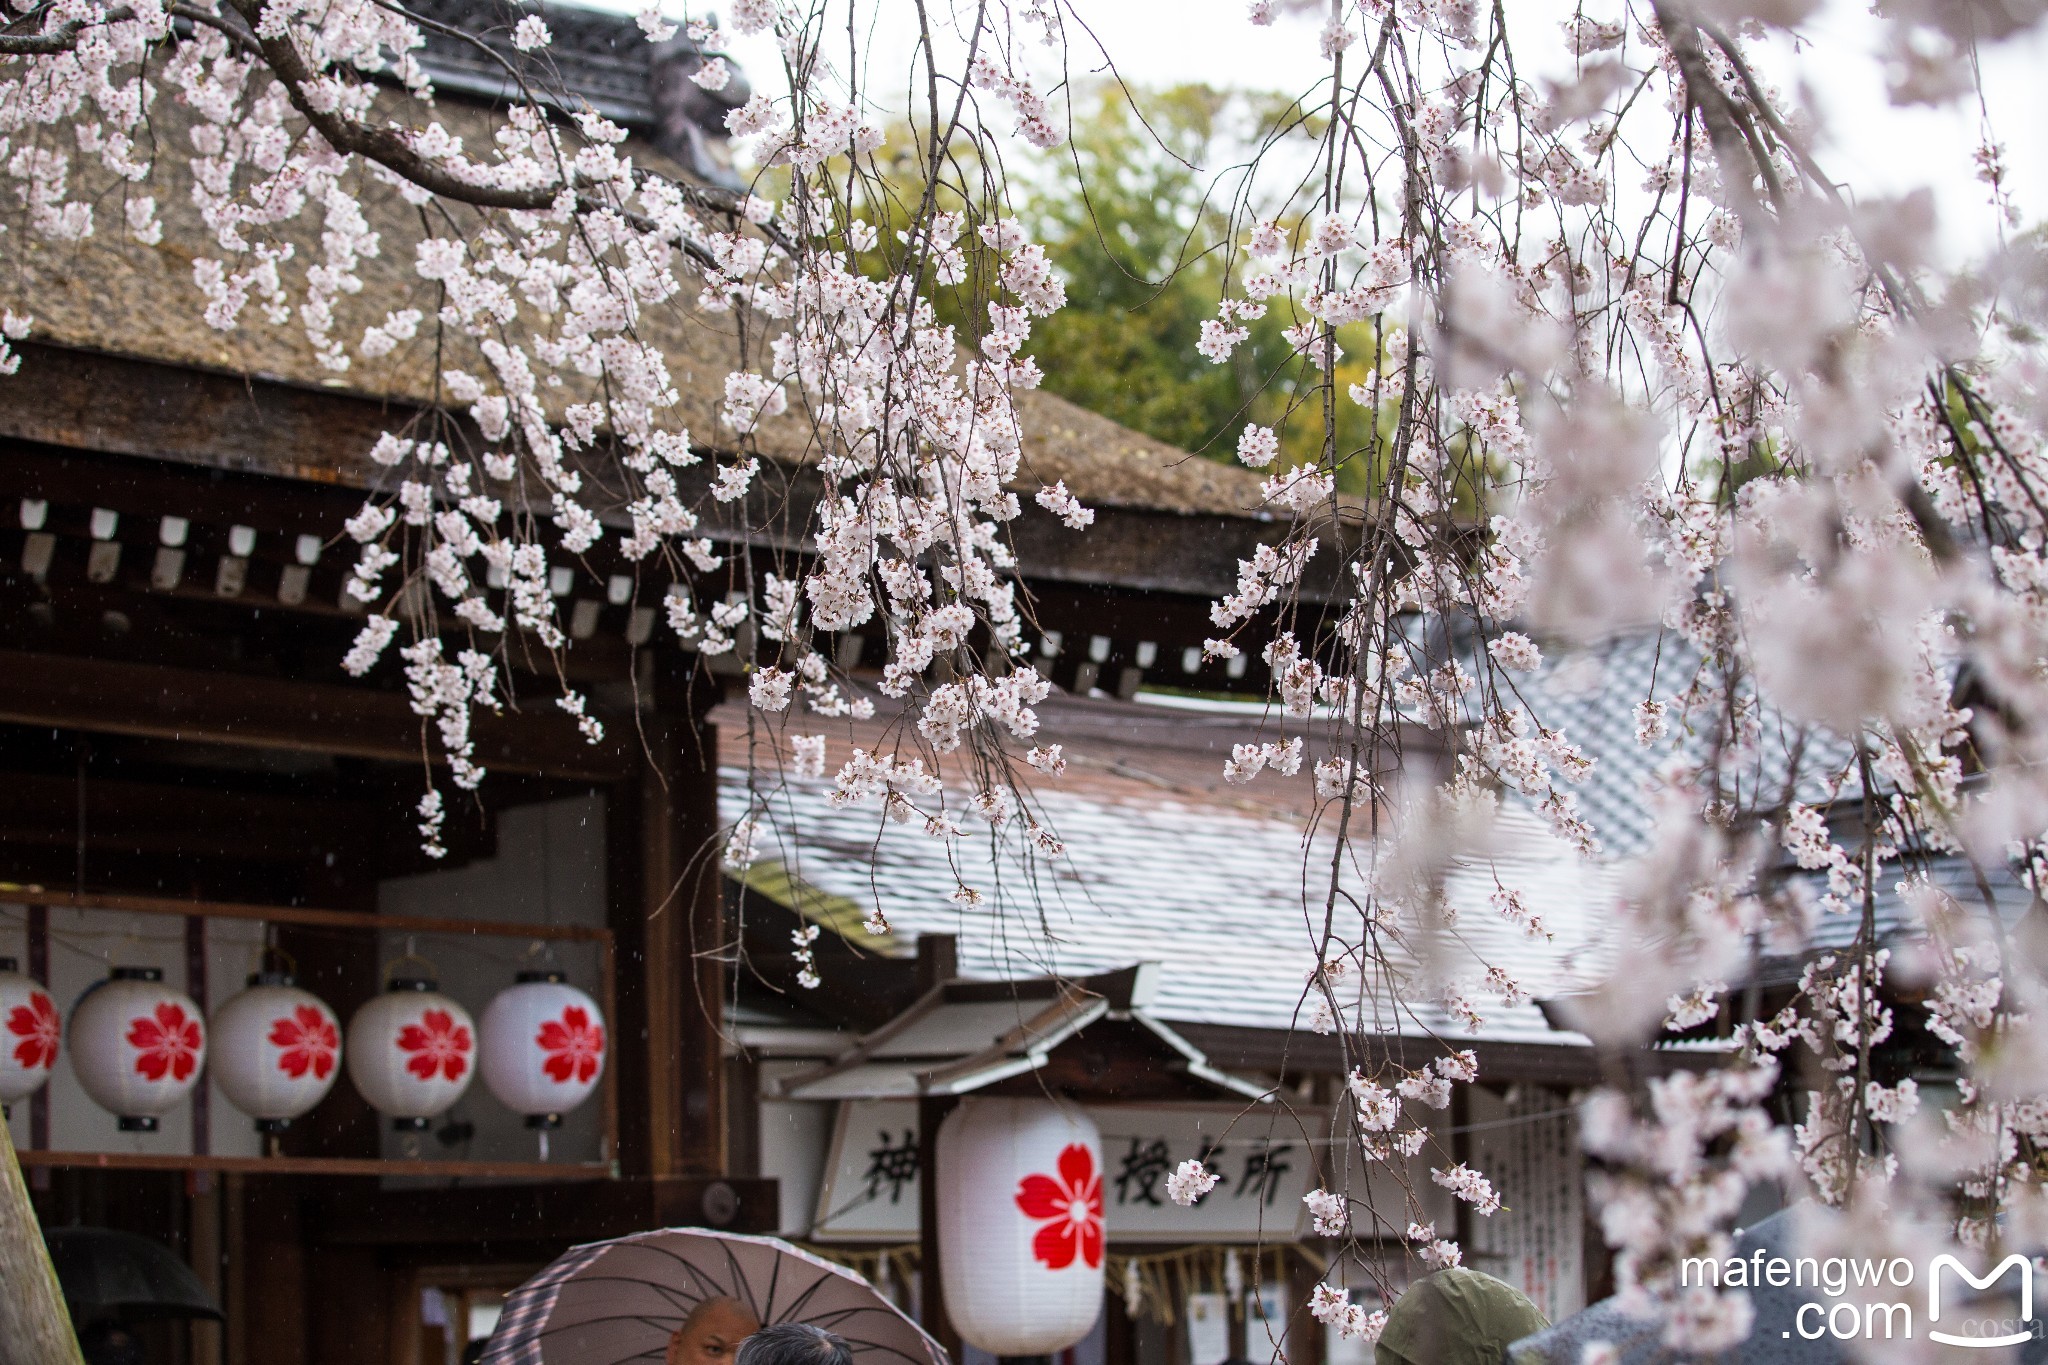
[279,845,380,1161]
[914,938,960,1353]
[241,1179,306,1365]
[1449,1086,1474,1252]
[222,1175,247,1365]
[610,660,727,1179]
[189,1176,222,1365]
[186,917,210,1160]
[915,933,956,995]
[917,1095,961,1358]
[304,1245,390,1365]
[1103,1273,1138,1365]
[673,691,728,1179]
[27,904,50,1163]
[1226,1256,1249,1360]
[1283,1250,1325,1365]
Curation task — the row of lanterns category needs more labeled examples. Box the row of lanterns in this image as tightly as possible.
[0,958,605,1136]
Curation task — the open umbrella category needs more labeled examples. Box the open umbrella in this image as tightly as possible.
[43,1228,223,1325]
[480,1229,946,1365]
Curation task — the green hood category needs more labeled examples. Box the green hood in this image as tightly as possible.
[1376,1269,1550,1365]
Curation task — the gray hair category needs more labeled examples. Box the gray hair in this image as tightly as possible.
[734,1323,853,1365]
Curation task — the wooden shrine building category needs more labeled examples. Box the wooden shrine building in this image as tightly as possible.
[0,4,1628,1362]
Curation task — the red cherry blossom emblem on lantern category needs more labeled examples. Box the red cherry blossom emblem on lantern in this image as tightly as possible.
[536,1006,604,1085]
[6,991,59,1071]
[396,1008,471,1082]
[1015,1143,1105,1271]
[127,1001,201,1083]
[269,1005,339,1081]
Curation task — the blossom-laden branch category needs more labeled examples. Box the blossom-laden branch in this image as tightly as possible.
[11,0,2048,1348]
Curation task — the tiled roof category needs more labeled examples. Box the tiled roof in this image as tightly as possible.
[720,745,1617,1049]
[1505,630,2026,968]
[1799,853,2033,957]
[1504,630,1860,861]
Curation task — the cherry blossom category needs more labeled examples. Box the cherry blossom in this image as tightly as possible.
[1165,1158,1220,1206]
[8,0,2048,1344]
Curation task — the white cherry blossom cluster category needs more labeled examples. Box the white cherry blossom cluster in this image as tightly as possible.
[1308,1283,1386,1342]
[1145,0,2048,1335]
[15,0,2048,1343]
[0,0,1111,894]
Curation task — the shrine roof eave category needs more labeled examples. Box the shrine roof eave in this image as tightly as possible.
[772,967,1270,1104]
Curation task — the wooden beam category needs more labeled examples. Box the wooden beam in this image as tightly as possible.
[0,344,410,489]
[0,649,631,780]
[9,888,613,942]
[306,1175,779,1247]
[1,344,1362,602]
[12,1151,611,1180]
[1167,1022,1622,1087]
[0,772,371,862]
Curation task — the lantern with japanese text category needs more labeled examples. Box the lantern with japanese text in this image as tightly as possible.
[68,967,207,1132]
[937,1097,1105,1354]
[210,973,342,1133]
[478,971,606,1129]
[0,957,59,1109]
[345,976,474,1130]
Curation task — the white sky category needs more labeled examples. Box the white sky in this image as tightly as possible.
[602,0,2048,261]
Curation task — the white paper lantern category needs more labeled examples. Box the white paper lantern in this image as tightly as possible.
[479,972,606,1128]
[345,977,474,1130]
[210,973,342,1132]
[68,967,207,1132]
[0,957,60,1108]
[937,1097,1105,1354]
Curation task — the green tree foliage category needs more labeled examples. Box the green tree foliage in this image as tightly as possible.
[1020,84,1394,496]
[843,84,1410,498]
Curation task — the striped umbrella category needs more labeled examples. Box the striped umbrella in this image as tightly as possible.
[481,1229,946,1365]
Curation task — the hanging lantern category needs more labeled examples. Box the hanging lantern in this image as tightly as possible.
[345,976,474,1130]
[68,967,207,1132]
[0,956,60,1109]
[209,972,342,1133]
[478,971,606,1129]
[937,1097,1105,1355]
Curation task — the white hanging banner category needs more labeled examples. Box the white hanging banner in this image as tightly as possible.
[1467,1087,1584,1323]
[813,1100,1326,1243]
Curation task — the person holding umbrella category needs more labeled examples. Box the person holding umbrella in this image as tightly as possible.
[667,1299,762,1365]
[481,1229,944,1365]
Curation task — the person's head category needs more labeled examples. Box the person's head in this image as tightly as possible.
[733,1321,852,1365]
[665,1297,762,1365]
[1375,1268,1549,1365]
[78,1319,143,1365]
